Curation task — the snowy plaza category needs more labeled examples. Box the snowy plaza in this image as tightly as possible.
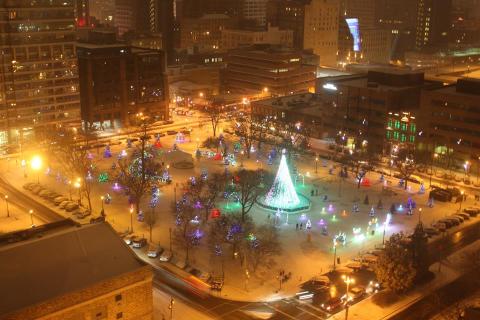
[1,119,477,301]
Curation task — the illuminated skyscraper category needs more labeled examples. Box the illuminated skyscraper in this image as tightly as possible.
[0,0,80,145]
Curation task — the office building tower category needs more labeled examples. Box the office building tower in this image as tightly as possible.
[0,0,80,145]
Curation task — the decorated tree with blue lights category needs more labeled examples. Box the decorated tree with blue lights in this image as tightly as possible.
[172,191,205,264]
[115,118,162,215]
[264,150,300,210]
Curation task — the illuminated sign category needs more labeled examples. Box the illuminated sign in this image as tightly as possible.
[346,18,361,52]
[322,83,338,91]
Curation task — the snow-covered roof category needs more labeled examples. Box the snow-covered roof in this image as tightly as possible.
[0,222,145,316]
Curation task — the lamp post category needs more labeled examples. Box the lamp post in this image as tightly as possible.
[169,297,175,320]
[5,195,10,218]
[100,196,105,214]
[342,275,355,320]
[430,153,438,188]
[29,209,34,227]
[333,239,338,271]
[31,155,42,184]
[130,206,134,233]
[68,180,72,200]
[74,178,82,204]
[459,191,465,211]
[315,156,319,173]
[241,150,244,167]
[382,213,392,246]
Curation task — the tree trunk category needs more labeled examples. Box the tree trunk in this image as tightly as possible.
[135,196,142,215]
[149,224,153,242]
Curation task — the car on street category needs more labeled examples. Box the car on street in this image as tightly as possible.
[348,286,366,300]
[147,245,163,258]
[159,250,173,262]
[166,130,178,135]
[65,202,79,212]
[424,227,441,237]
[320,297,343,312]
[464,208,479,217]
[456,213,470,220]
[132,237,147,248]
[58,200,71,209]
[124,235,139,245]
[54,196,69,205]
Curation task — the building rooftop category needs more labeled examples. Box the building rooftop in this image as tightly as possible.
[429,78,480,97]
[254,93,320,110]
[0,222,145,316]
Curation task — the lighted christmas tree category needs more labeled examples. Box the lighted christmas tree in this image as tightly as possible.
[264,150,300,209]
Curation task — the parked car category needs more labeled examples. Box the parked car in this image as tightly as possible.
[448,215,463,223]
[23,182,37,190]
[147,244,163,258]
[166,130,178,135]
[432,222,447,232]
[409,175,424,185]
[65,202,79,212]
[124,235,139,245]
[159,250,173,262]
[132,237,147,248]
[424,227,441,237]
[76,210,92,219]
[464,208,479,217]
[320,297,343,312]
[348,286,366,300]
[54,196,69,205]
[456,213,470,220]
[440,218,458,227]
[59,200,71,209]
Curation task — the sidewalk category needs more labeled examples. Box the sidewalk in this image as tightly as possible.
[329,239,480,320]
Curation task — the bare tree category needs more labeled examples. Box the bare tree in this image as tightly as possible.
[172,194,204,264]
[234,116,256,158]
[183,172,224,222]
[116,120,162,215]
[397,156,416,190]
[205,104,224,137]
[246,224,281,272]
[233,169,267,222]
[47,129,96,212]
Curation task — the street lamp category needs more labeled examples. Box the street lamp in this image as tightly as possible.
[315,156,319,173]
[430,153,438,188]
[129,206,134,233]
[68,180,72,200]
[342,275,355,320]
[100,196,105,215]
[333,238,338,271]
[5,195,10,218]
[29,209,34,227]
[74,178,82,204]
[459,191,465,211]
[169,297,175,320]
[31,155,42,184]
[240,150,244,167]
[382,213,392,245]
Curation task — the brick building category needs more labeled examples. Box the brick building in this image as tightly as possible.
[77,32,169,130]
[0,221,153,320]
[316,69,442,154]
[221,45,317,96]
[421,78,480,164]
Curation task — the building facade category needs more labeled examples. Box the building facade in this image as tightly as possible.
[243,0,268,27]
[421,78,480,164]
[221,45,317,96]
[317,69,441,154]
[221,25,293,50]
[0,0,80,145]
[0,222,153,320]
[77,35,169,130]
[415,0,452,50]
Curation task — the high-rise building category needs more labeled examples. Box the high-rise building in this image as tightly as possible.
[303,0,339,66]
[271,0,339,66]
[75,0,90,27]
[415,0,452,50]
[243,0,269,27]
[90,0,115,26]
[0,0,80,145]
[221,44,317,96]
[77,31,169,130]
